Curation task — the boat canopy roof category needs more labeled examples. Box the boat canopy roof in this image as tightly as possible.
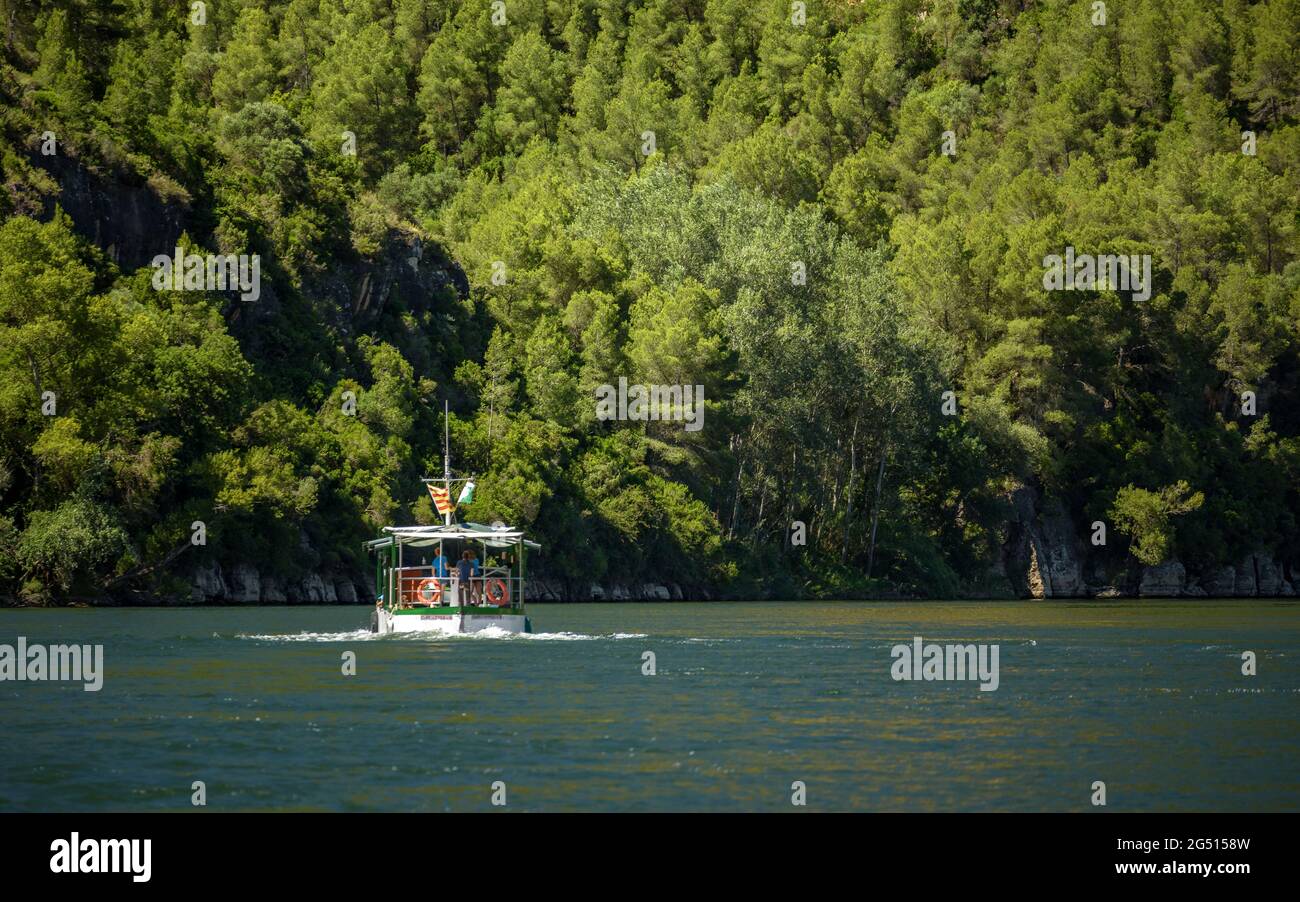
[366,522,540,551]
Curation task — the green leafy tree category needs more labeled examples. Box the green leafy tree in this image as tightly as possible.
[1110,482,1206,566]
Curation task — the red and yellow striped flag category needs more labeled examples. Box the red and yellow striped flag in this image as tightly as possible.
[427,484,456,515]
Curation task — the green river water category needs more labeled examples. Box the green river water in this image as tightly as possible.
[1,600,1296,811]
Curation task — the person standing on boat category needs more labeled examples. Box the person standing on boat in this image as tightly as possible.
[468,549,482,604]
[432,545,449,597]
[457,551,474,606]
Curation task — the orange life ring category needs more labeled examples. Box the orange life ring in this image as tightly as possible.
[416,578,442,605]
[486,578,510,606]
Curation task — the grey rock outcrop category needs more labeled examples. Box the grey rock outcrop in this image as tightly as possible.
[1254,556,1283,596]
[523,578,563,601]
[192,561,227,602]
[1193,554,1291,598]
[188,566,365,604]
[1139,561,1185,597]
[1004,487,1086,598]
[1234,558,1258,597]
[227,564,261,604]
[299,574,335,603]
[337,229,468,321]
[34,149,189,270]
[261,576,287,603]
[1201,567,1236,596]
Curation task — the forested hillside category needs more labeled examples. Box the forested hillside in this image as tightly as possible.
[1,0,1297,603]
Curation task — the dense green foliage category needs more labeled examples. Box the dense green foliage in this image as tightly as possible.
[0,0,1297,601]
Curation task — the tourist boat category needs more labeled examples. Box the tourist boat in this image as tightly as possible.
[365,522,537,635]
[365,405,539,635]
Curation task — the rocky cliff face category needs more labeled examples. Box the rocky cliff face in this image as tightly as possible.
[34,150,189,271]
[999,485,1295,601]
[187,559,368,605]
[1200,566,1237,596]
[524,578,688,602]
[1004,486,1086,598]
[1134,553,1295,598]
[336,233,469,321]
[1138,561,1185,597]
[34,143,468,327]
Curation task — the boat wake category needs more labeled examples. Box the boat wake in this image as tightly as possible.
[235,628,648,642]
[504,629,647,641]
[234,629,378,642]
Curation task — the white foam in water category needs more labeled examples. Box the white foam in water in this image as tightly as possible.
[236,628,648,642]
[237,629,378,642]
[522,630,647,641]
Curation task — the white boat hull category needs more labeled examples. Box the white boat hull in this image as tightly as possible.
[375,608,529,635]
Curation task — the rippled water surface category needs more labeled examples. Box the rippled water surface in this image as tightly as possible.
[1,601,1297,811]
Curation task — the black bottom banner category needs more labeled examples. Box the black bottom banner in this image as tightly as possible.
[0,812,1282,889]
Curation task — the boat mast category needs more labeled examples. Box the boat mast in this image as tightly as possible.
[443,400,452,527]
